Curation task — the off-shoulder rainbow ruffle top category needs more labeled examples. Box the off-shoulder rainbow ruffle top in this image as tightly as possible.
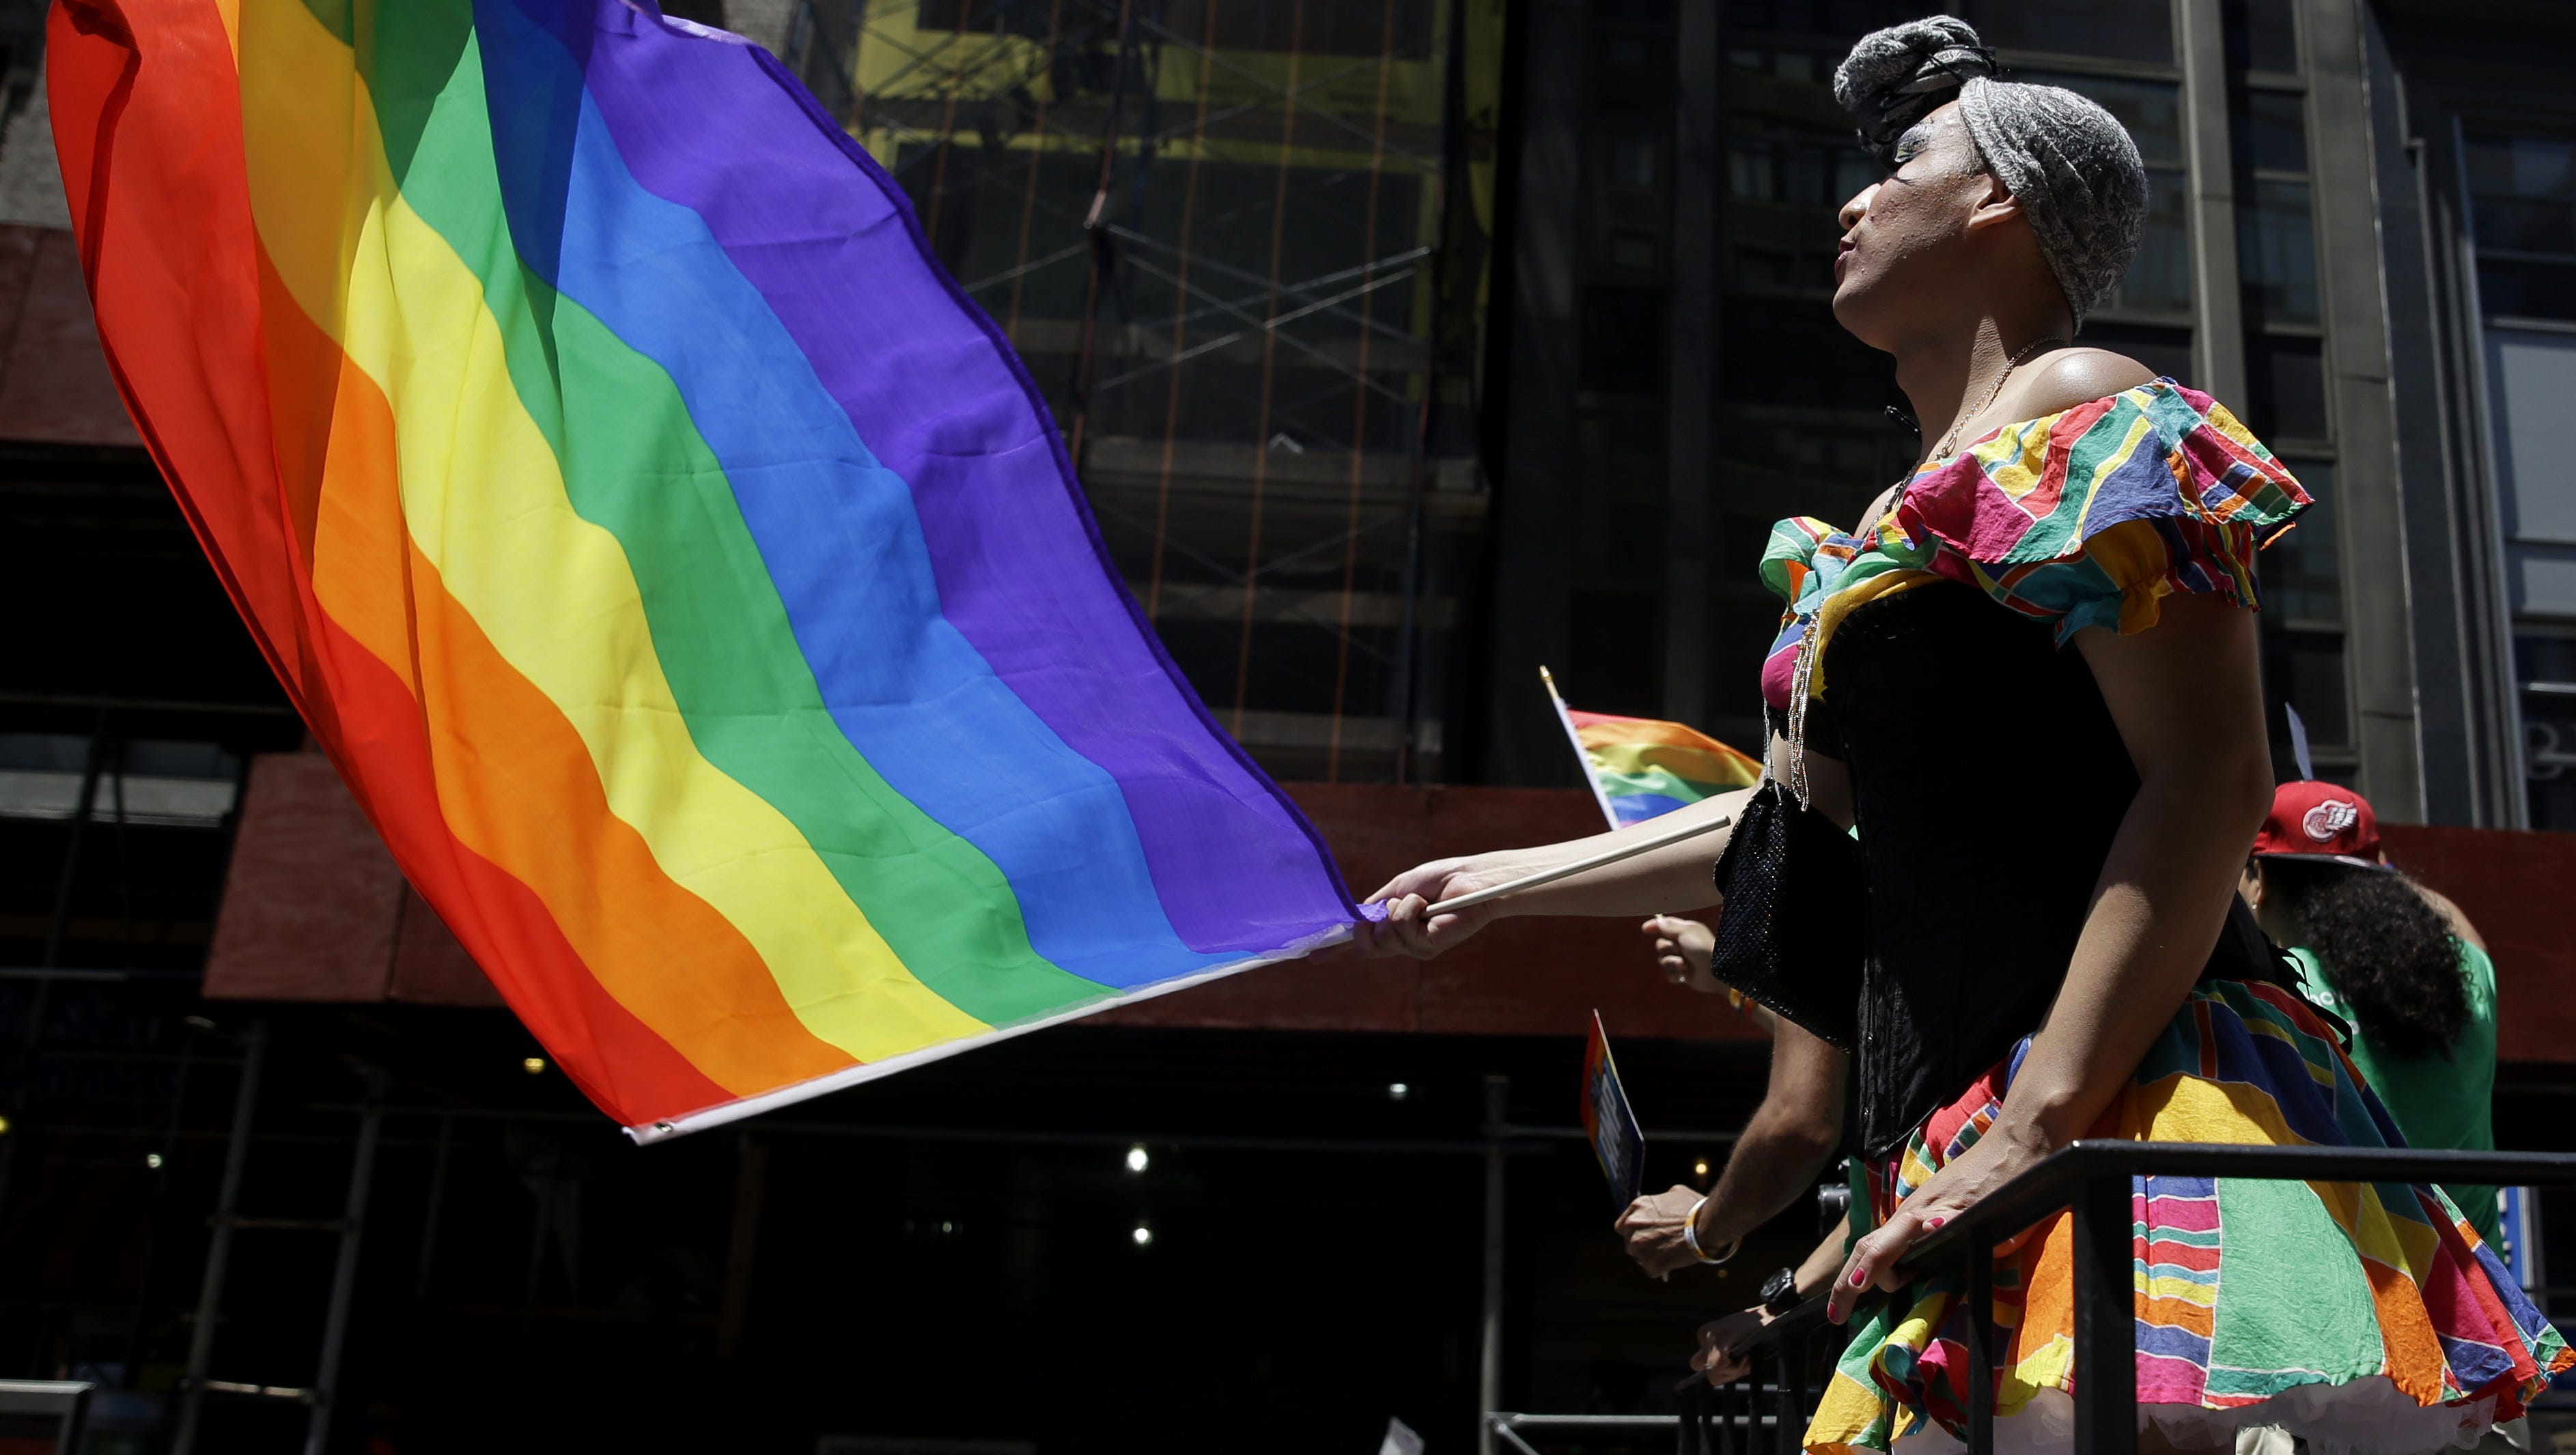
[1759,379,2312,709]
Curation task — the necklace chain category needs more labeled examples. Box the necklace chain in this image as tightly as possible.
[1780,335,2073,788]
[1933,335,2069,461]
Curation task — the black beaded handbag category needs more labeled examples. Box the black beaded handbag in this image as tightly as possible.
[1704,673,1866,1050]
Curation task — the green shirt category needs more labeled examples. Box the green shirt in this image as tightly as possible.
[2289,940,2503,1249]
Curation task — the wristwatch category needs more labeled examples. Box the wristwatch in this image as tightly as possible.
[1759,1266,1802,1316]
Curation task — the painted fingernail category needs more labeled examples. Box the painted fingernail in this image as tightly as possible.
[1926,1217,1946,1228]
[1849,1267,1867,1287]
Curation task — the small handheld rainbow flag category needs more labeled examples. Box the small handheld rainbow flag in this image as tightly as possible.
[1541,670,1761,829]
[1580,1011,1644,1211]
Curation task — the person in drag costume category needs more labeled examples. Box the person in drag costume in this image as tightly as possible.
[1352,16,2569,1452]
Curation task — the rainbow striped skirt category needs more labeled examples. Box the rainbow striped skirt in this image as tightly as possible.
[1807,980,2572,1454]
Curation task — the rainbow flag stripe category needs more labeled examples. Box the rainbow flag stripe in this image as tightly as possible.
[51,0,1358,1138]
[1567,711,1760,827]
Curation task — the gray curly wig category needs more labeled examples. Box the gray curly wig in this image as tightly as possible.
[1833,15,2148,326]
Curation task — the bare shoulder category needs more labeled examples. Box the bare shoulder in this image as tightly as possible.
[2410,881,2489,953]
[2018,347,2157,416]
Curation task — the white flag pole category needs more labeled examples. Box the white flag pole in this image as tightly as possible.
[1423,810,1731,918]
[1541,666,1623,830]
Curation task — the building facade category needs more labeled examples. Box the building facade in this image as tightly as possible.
[717,0,2576,830]
[1476,0,2576,831]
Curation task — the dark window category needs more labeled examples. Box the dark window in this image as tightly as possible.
[2244,335,2328,442]
[2226,0,2299,73]
[1592,0,1676,24]
[916,0,1438,60]
[1722,125,1870,294]
[1719,296,1894,411]
[2118,179,2195,317]
[2476,262,2576,322]
[2237,180,2319,326]
[1726,47,1827,85]
[2519,635,2576,830]
[2465,134,2576,321]
[2282,634,2349,747]
[2519,633,2576,686]
[1974,0,2172,64]
[2236,90,2309,174]
[1582,287,1668,397]
[2259,457,2342,752]
[1606,116,1664,190]
[2258,485,2340,627]
[1727,130,1874,207]
[2476,204,2576,258]
[1569,589,1664,718]
[1719,1,1926,36]
[2465,134,2576,250]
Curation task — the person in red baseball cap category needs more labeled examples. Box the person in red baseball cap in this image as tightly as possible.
[2239,782,2503,1247]
[2248,778,2388,868]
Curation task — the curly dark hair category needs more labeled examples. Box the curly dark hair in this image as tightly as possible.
[2261,858,2467,1060]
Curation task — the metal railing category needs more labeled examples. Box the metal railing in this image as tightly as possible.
[1487,1400,1793,1455]
[0,1381,91,1455]
[1703,1140,2576,1455]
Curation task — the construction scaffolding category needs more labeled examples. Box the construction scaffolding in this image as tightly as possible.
[779,0,1498,781]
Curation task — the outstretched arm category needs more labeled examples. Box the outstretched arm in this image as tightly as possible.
[1355,734,1853,959]
[1827,593,2274,1321]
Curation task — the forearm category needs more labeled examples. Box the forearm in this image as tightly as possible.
[1998,766,2266,1147]
[1696,1109,1839,1247]
[1468,733,1855,920]
[1469,791,1746,919]
[1696,1021,1847,1247]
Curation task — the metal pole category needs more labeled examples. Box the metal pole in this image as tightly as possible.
[1062,0,1138,472]
[716,1136,769,1360]
[2069,1172,2136,1455]
[413,1114,454,1300]
[0,730,108,1221]
[124,1019,203,1372]
[173,1020,266,1455]
[1967,1230,1994,1455]
[1478,1073,1507,1455]
[305,1068,389,1455]
[39,724,106,969]
[1782,1331,1806,1455]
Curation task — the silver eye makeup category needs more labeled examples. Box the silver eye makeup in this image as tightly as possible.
[1890,124,1934,169]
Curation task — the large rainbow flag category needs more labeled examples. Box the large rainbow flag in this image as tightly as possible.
[1567,712,1761,828]
[48,0,1362,1139]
